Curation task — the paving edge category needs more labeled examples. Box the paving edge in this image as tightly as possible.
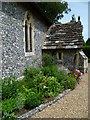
[17,89,71,120]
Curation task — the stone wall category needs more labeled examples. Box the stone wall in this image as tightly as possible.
[43,49,81,71]
[1,2,48,78]
[0,1,3,78]
[0,16,2,78]
[62,50,77,70]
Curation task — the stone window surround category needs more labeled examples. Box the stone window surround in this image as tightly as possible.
[23,11,35,57]
[56,51,63,61]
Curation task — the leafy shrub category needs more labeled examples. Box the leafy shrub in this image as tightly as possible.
[83,46,90,58]
[42,66,69,84]
[2,112,16,120]
[32,71,46,89]
[25,89,42,109]
[29,72,64,98]
[2,63,78,118]
[23,67,40,88]
[17,79,32,90]
[2,97,16,114]
[61,76,77,90]
[2,76,20,100]
[15,92,26,111]
[42,53,55,66]
[39,76,64,98]
[23,66,40,79]
[55,72,68,83]
[42,65,58,76]
[69,69,83,84]
[2,93,25,119]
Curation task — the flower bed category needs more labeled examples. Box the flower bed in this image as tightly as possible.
[68,69,83,84]
[1,54,83,119]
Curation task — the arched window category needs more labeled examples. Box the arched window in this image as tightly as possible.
[23,11,34,56]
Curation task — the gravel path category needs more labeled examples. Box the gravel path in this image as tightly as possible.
[31,73,88,118]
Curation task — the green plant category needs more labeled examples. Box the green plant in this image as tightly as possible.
[2,112,16,120]
[42,53,55,67]
[83,46,90,58]
[23,66,40,88]
[25,89,42,109]
[2,97,16,114]
[23,66,40,79]
[42,65,58,76]
[33,71,46,89]
[61,76,77,90]
[2,93,26,119]
[39,76,63,98]
[2,75,20,100]
[16,78,31,90]
[2,63,78,118]
[15,92,26,111]
[55,72,68,83]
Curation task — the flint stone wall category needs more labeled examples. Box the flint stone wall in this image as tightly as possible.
[43,49,81,71]
[1,2,48,78]
[62,50,77,69]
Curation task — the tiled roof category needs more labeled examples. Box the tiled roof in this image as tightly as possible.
[43,21,83,49]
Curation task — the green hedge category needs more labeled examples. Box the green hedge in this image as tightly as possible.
[83,46,90,58]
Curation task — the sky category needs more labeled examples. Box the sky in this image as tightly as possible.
[60,2,88,42]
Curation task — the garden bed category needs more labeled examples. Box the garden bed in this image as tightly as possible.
[18,89,71,119]
[1,54,83,120]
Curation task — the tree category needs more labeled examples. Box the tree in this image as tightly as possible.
[86,38,90,46]
[83,39,86,46]
[36,1,71,23]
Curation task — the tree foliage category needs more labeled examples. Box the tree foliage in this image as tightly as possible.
[83,39,86,46]
[83,46,90,58]
[36,1,71,23]
[86,38,90,46]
